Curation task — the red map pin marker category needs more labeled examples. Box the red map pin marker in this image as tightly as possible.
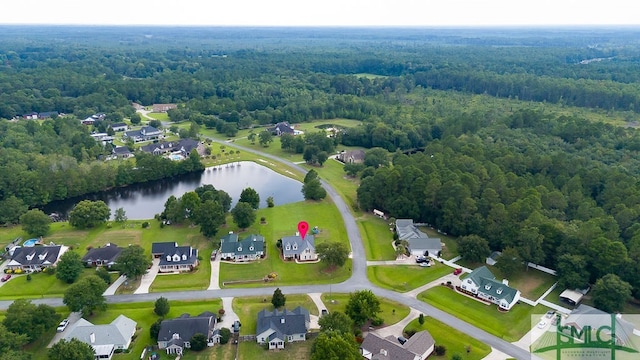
[298,221,309,240]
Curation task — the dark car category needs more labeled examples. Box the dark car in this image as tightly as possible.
[453,268,463,275]
[1,274,11,282]
[415,256,427,263]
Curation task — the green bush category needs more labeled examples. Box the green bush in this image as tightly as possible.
[142,221,150,228]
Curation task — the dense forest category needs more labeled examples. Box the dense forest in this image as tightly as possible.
[2,26,640,300]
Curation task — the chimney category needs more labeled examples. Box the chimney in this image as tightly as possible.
[502,279,509,285]
[380,349,387,356]
[90,333,96,343]
[280,318,285,324]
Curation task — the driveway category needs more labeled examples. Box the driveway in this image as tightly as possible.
[133,258,160,294]
[208,255,221,290]
[103,274,127,296]
[218,297,240,330]
[47,311,82,348]
[372,307,421,338]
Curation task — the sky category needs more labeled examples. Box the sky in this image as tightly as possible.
[0,0,637,27]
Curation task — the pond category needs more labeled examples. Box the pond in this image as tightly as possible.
[43,161,304,220]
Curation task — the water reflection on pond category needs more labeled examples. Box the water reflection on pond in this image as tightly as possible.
[43,161,304,220]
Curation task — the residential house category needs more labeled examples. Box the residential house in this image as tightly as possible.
[360,331,435,360]
[139,138,203,157]
[157,312,218,355]
[152,242,199,273]
[269,121,295,136]
[123,126,163,143]
[22,112,39,120]
[38,111,59,119]
[152,103,177,113]
[110,122,128,132]
[90,133,114,143]
[82,243,122,268]
[281,234,317,261]
[562,304,639,346]
[81,113,107,125]
[63,315,137,360]
[256,306,310,350]
[6,245,64,272]
[219,233,265,262]
[131,102,144,110]
[460,266,521,311]
[112,146,134,159]
[395,219,442,257]
[336,149,365,164]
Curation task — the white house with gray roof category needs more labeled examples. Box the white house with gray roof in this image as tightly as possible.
[281,234,317,261]
[256,306,310,349]
[63,315,137,360]
[461,266,521,311]
[395,219,442,257]
[151,242,199,273]
[219,233,265,261]
[361,330,435,360]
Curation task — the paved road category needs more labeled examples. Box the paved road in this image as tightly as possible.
[0,138,542,360]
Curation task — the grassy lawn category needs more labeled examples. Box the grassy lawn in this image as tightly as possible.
[403,317,491,360]
[25,299,222,360]
[220,201,351,288]
[304,157,361,212]
[319,293,410,327]
[232,294,318,334]
[367,262,453,292]
[418,286,549,341]
[358,214,396,260]
[150,251,212,292]
[238,340,312,360]
[0,268,118,300]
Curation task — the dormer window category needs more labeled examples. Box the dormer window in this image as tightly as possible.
[249,246,254,251]
[173,254,180,261]
[238,246,242,252]
[496,289,502,295]
[285,245,290,251]
[26,254,34,261]
[182,254,187,260]
[293,244,297,250]
[166,255,172,262]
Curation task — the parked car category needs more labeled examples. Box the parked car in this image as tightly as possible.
[419,262,431,267]
[57,319,69,332]
[545,310,555,319]
[210,250,217,260]
[1,274,11,282]
[415,256,427,263]
[537,320,547,329]
[321,309,328,316]
[453,268,463,275]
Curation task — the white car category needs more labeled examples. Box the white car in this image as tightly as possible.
[57,319,69,332]
[419,262,431,267]
[537,320,547,329]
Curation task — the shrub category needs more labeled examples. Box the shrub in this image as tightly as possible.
[26,274,32,281]
[371,317,384,326]
[219,328,232,344]
[435,345,447,356]
[14,268,23,274]
[46,267,56,275]
[142,221,150,228]
[405,329,417,338]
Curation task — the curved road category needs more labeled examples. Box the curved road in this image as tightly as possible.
[0,139,539,360]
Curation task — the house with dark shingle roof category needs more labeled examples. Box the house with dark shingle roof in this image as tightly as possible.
[281,234,317,261]
[151,242,199,273]
[256,306,310,350]
[62,315,137,360]
[110,122,128,132]
[6,245,64,271]
[82,243,122,268]
[360,330,434,360]
[219,233,265,262]
[460,266,521,311]
[395,219,442,257]
[157,312,218,355]
[123,126,162,143]
[112,146,134,159]
[268,121,295,136]
[139,138,202,157]
[337,149,366,164]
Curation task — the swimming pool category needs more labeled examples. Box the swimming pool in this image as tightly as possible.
[23,238,38,247]
[169,154,183,161]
